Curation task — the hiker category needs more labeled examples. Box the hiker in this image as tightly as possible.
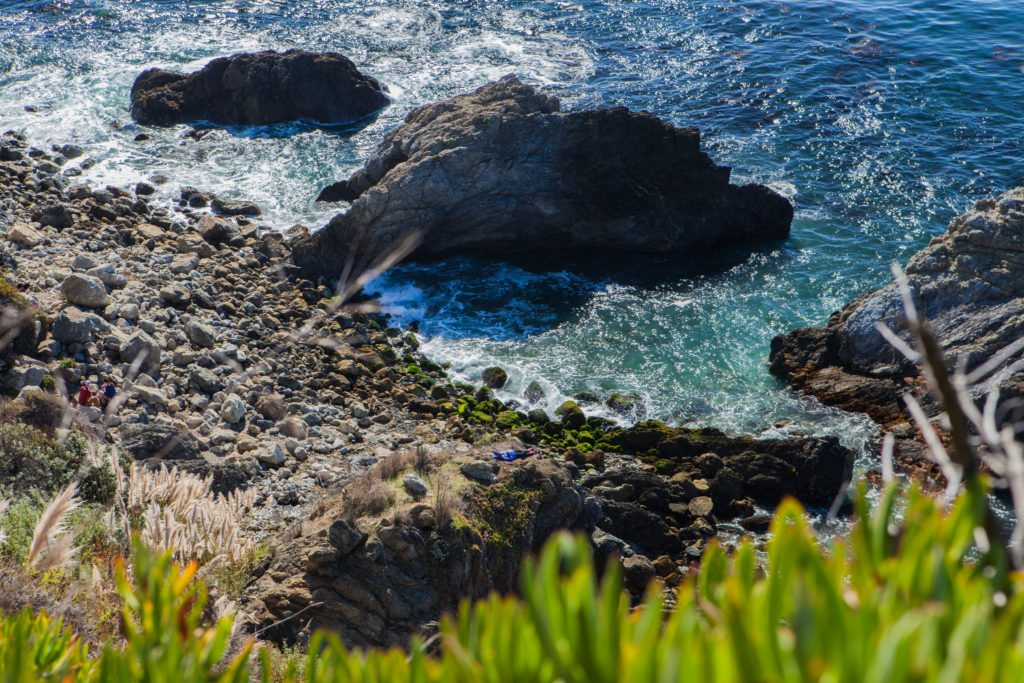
[100,378,116,409]
[77,382,93,407]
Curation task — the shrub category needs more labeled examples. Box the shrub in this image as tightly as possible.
[0,423,89,495]
[0,495,44,561]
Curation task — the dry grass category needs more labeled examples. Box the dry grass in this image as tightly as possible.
[340,476,396,522]
[26,481,80,571]
[430,471,459,530]
[107,461,258,565]
[372,449,417,481]
[0,560,117,646]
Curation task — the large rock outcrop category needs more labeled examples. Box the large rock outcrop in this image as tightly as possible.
[603,421,854,511]
[245,457,594,648]
[293,75,793,277]
[770,188,1024,435]
[130,49,388,127]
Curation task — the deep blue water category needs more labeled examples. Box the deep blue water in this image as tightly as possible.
[2,0,1023,460]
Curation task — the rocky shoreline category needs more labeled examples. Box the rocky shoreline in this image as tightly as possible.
[0,120,854,647]
[770,188,1024,478]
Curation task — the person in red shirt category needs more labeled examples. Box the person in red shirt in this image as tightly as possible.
[77,383,93,406]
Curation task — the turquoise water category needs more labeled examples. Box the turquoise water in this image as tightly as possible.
[2,1,1023,457]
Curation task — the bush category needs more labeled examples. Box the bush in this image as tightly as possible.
[0,424,90,496]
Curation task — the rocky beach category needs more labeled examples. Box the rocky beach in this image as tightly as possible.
[0,111,853,646]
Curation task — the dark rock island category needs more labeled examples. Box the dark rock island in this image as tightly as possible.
[294,75,793,277]
[130,49,389,127]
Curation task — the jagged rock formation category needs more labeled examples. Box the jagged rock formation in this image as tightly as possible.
[770,188,1024,435]
[603,422,853,510]
[294,75,792,277]
[130,50,388,127]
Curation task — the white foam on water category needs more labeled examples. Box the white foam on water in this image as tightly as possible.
[0,0,595,228]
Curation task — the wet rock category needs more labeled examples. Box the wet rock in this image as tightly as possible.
[524,380,546,403]
[606,392,646,419]
[197,215,238,246]
[130,49,388,127]
[771,187,1024,439]
[294,75,792,278]
[211,197,261,217]
[481,366,508,389]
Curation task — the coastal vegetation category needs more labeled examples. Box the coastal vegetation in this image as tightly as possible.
[3,481,1021,682]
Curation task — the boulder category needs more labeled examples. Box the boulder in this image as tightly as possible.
[481,367,508,389]
[37,203,72,230]
[189,368,224,394]
[256,393,287,421]
[2,359,47,393]
[185,319,216,348]
[197,215,238,246]
[132,385,168,408]
[220,393,246,424]
[121,330,162,372]
[460,460,496,485]
[770,187,1024,435]
[130,49,388,127]
[118,423,201,461]
[403,474,428,497]
[258,443,287,467]
[159,284,191,307]
[86,264,127,288]
[6,222,42,247]
[60,274,110,308]
[211,197,261,217]
[293,75,792,278]
[51,306,109,344]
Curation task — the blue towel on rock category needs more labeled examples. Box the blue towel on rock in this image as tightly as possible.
[491,449,535,462]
